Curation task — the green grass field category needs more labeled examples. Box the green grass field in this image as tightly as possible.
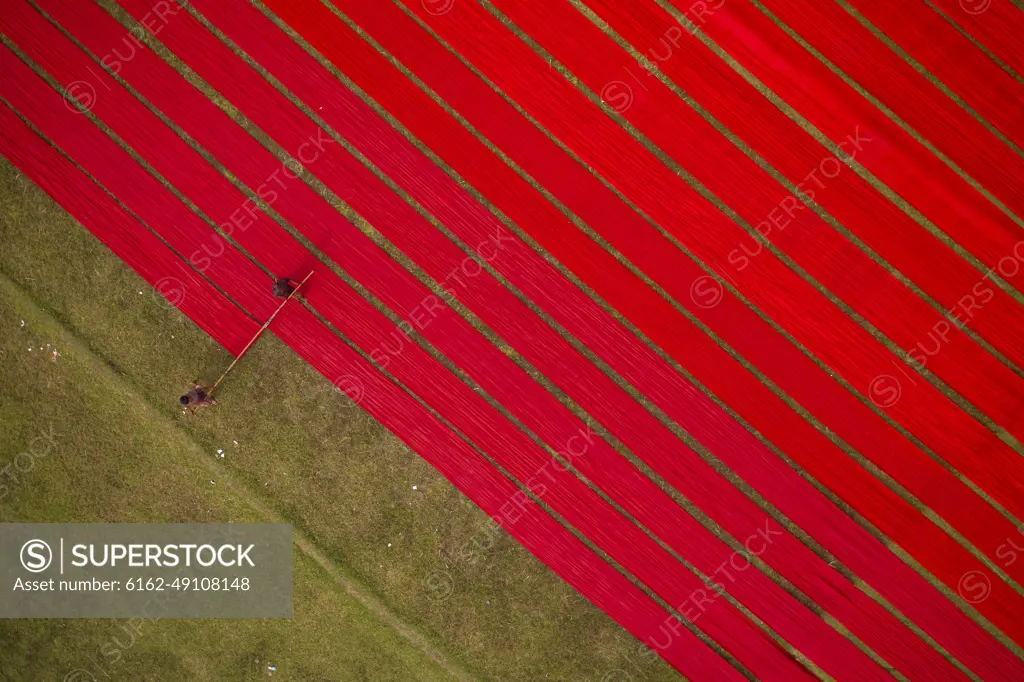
[0,156,679,681]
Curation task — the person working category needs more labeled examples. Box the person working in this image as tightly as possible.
[272,277,303,299]
[180,382,216,415]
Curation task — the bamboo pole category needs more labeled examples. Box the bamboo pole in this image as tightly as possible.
[209,270,313,396]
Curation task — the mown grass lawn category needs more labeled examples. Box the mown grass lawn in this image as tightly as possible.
[0,159,678,681]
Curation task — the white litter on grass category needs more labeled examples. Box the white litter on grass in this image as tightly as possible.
[387,543,392,548]
[268,665,277,671]
[138,291,143,295]
[210,480,215,485]
[20,320,25,327]
[233,440,238,445]
[412,485,417,490]
[52,349,59,362]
